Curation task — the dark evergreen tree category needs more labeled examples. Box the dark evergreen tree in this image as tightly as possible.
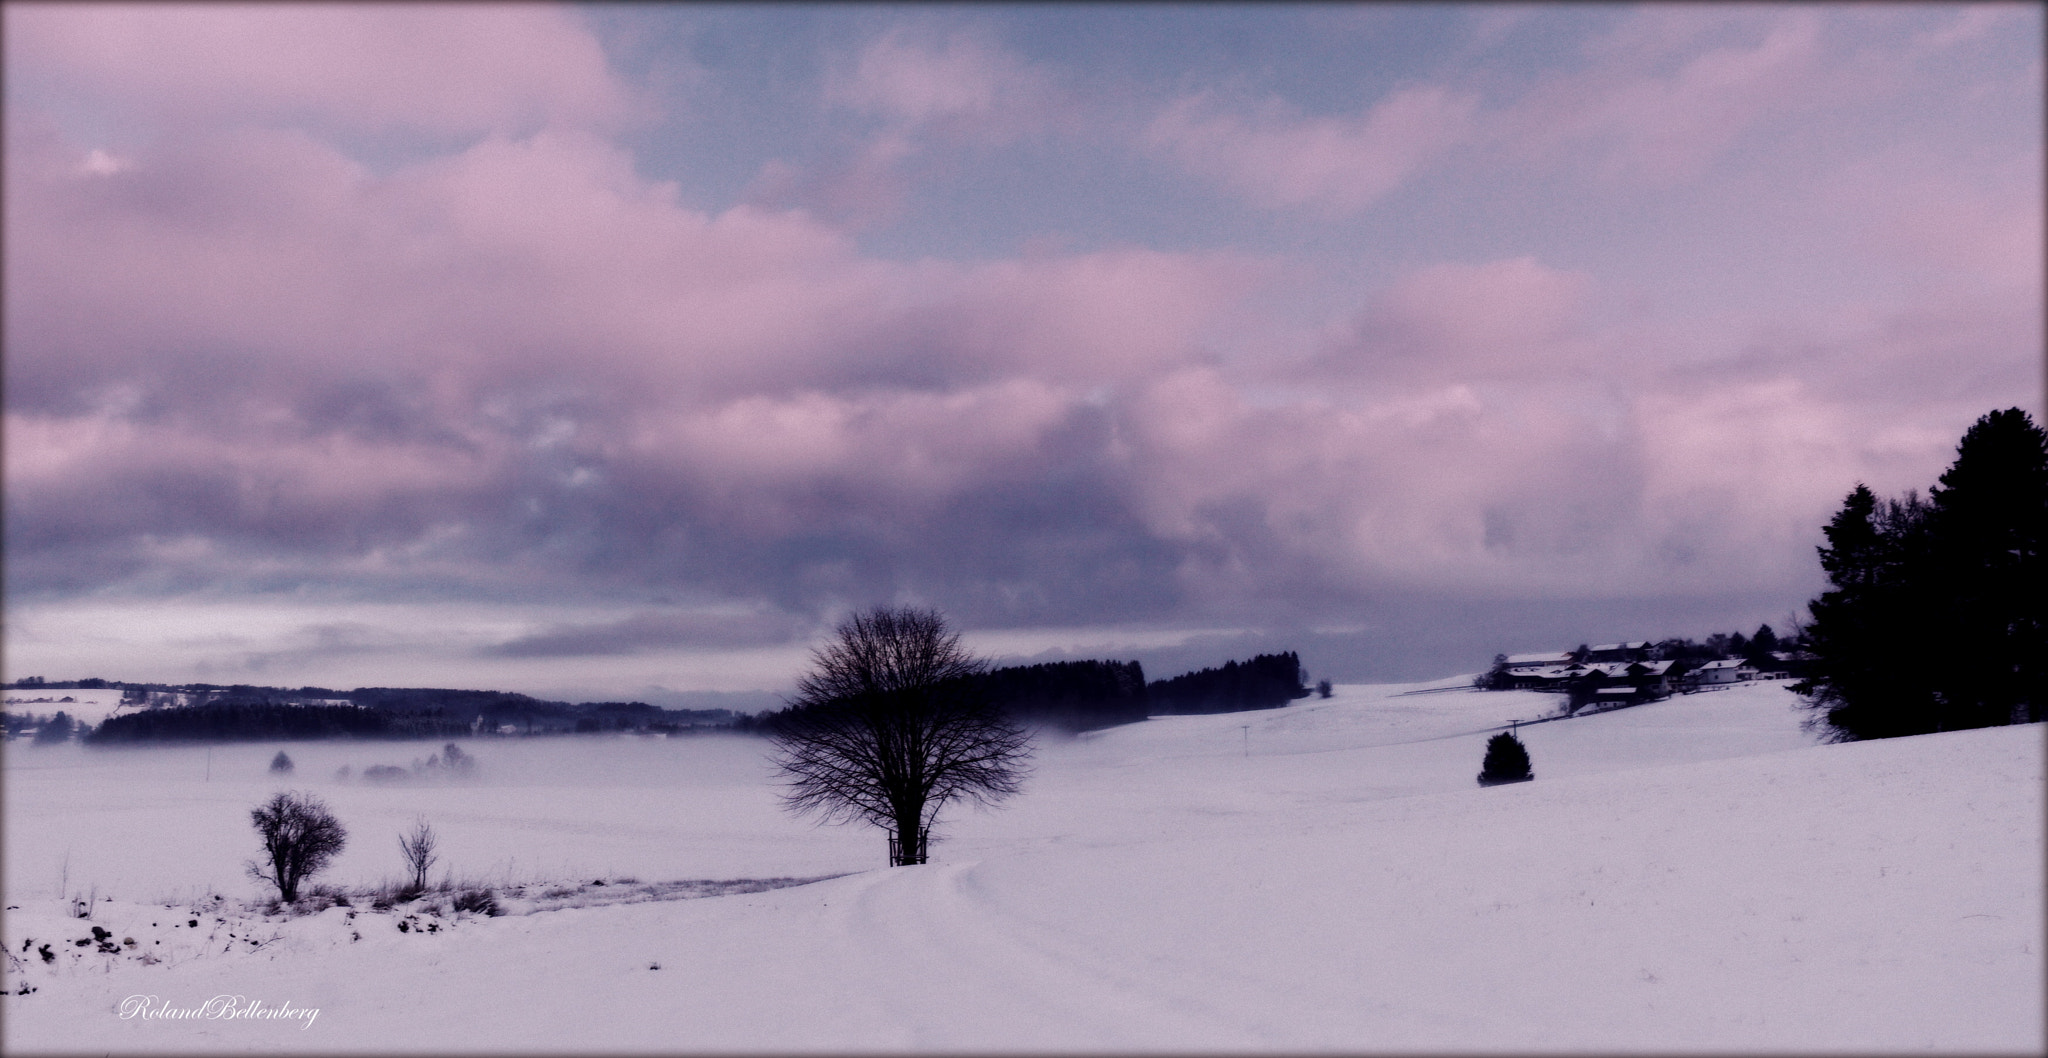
[1795,484,1933,738]
[1919,408,2048,728]
[1477,731,1533,786]
[269,751,295,774]
[1797,408,2047,738]
[1741,624,1782,667]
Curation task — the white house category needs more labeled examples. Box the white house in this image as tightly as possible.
[1690,658,1757,686]
[1505,652,1573,670]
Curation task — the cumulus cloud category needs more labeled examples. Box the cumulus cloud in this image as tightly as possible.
[1493,8,1828,184]
[751,28,1063,227]
[1308,257,1600,383]
[6,106,1262,416]
[3,57,1269,630]
[4,4,634,137]
[4,6,2037,690]
[828,28,1056,133]
[1146,85,1478,214]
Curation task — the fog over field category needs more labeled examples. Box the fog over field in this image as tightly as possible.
[5,681,2041,1052]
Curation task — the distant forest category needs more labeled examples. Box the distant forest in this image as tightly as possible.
[33,682,738,744]
[19,650,1316,744]
[981,659,1152,730]
[745,651,1311,735]
[88,701,467,743]
[1145,652,1311,715]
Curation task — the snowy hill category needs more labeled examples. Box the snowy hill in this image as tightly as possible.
[3,688,137,729]
[4,680,2041,1052]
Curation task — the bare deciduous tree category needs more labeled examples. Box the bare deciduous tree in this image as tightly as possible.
[248,791,347,903]
[399,818,438,893]
[769,606,1031,866]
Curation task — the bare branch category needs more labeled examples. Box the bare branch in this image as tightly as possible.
[399,818,438,892]
[769,607,1032,865]
[248,791,347,904]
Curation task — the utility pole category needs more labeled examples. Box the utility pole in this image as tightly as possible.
[1240,724,1249,758]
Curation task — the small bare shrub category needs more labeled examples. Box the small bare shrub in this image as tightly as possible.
[398,819,439,893]
[453,889,500,916]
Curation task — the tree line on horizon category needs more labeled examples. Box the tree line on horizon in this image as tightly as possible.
[87,701,472,743]
[740,650,1310,736]
[33,649,1313,744]
[52,685,739,744]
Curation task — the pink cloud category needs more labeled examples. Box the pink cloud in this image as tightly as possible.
[1832,150,2043,293]
[1146,85,1477,214]
[4,4,633,136]
[10,98,1267,407]
[1498,9,1827,184]
[917,249,1275,383]
[828,28,1056,134]
[742,133,919,229]
[626,379,1082,528]
[8,4,2028,645]
[1110,367,1683,605]
[6,82,1277,603]
[767,30,1061,226]
[3,403,508,558]
[1311,257,1600,383]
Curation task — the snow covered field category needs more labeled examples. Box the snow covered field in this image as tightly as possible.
[4,680,2041,1053]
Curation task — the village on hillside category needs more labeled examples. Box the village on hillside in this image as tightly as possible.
[1477,636,1816,716]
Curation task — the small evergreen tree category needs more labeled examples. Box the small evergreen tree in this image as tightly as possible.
[1477,730,1533,786]
[269,751,294,774]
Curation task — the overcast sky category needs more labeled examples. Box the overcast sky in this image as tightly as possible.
[4,4,2041,704]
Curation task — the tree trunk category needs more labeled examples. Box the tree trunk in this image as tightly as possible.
[889,819,927,866]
